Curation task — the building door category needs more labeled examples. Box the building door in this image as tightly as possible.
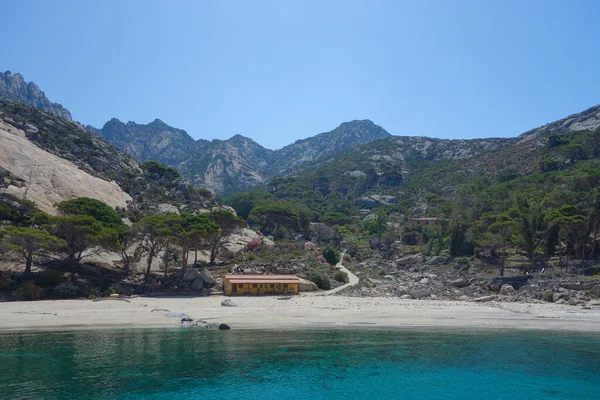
[232,283,237,293]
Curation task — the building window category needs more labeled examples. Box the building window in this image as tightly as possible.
[283,284,288,288]
[253,284,257,288]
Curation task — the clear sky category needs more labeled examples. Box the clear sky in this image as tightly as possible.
[2,0,599,149]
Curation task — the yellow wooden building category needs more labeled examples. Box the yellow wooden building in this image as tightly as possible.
[224,274,300,295]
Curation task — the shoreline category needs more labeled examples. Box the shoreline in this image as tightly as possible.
[1,295,599,333]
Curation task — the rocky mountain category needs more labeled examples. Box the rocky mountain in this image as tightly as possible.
[255,103,600,217]
[268,119,392,175]
[0,71,72,121]
[88,118,208,166]
[88,117,391,194]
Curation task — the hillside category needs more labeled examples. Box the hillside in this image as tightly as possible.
[0,101,216,217]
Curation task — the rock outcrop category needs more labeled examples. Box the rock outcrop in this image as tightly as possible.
[0,71,72,120]
[0,121,131,214]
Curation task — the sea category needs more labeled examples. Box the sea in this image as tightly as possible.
[0,327,599,399]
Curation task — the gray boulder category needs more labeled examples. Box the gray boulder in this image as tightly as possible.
[448,279,468,288]
[500,284,515,295]
[396,254,423,267]
[298,278,318,292]
[591,285,600,298]
[458,295,470,301]
[552,293,563,303]
[412,289,431,299]
[400,294,413,299]
[191,276,205,290]
[427,256,447,266]
[218,323,231,330]
[394,286,409,296]
[221,299,237,307]
[473,295,496,302]
[183,269,199,282]
[200,268,215,285]
[543,289,554,302]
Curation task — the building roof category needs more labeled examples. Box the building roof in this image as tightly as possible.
[225,274,300,284]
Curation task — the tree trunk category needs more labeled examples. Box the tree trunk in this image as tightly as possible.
[500,238,505,277]
[146,249,154,277]
[592,221,599,261]
[194,248,198,264]
[25,252,33,275]
[210,245,217,265]
[121,250,130,275]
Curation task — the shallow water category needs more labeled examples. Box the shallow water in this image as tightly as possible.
[0,327,599,399]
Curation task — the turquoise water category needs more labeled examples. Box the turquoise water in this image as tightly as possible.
[0,328,599,399]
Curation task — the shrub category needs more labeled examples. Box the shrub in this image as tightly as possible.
[38,269,62,287]
[54,281,80,299]
[15,280,44,300]
[323,247,340,265]
[334,270,349,283]
[308,270,331,290]
[0,273,12,290]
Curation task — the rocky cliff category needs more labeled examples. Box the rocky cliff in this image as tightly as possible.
[0,119,131,214]
[0,71,72,121]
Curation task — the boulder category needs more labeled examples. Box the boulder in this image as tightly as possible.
[218,323,231,330]
[400,294,413,299]
[396,254,423,267]
[191,276,205,290]
[473,295,496,302]
[448,279,468,288]
[458,295,470,301]
[221,299,237,307]
[490,284,502,293]
[487,275,533,291]
[555,299,567,305]
[243,268,253,274]
[298,278,318,292]
[355,197,378,208]
[200,268,215,285]
[382,275,395,281]
[426,256,447,266]
[412,289,431,299]
[591,285,600,298]
[394,286,409,296]
[157,203,180,215]
[543,289,554,302]
[419,278,429,284]
[500,284,515,295]
[552,293,564,303]
[568,298,582,306]
[183,269,199,282]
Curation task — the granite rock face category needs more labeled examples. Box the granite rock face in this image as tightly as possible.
[0,71,72,121]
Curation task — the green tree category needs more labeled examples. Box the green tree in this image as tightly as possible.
[178,213,219,266]
[226,190,274,220]
[480,212,514,276]
[546,205,585,271]
[248,203,299,236]
[134,215,170,277]
[509,196,546,267]
[206,209,246,265]
[51,215,117,266]
[57,197,123,230]
[321,212,351,226]
[323,246,341,265]
[0,226,65,274]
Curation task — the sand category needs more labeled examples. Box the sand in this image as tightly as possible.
[1,295,599,332]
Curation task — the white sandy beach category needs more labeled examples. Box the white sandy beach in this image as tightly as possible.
[1,295,599,332]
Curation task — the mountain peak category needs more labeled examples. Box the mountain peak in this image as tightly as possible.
[0,70,72,121]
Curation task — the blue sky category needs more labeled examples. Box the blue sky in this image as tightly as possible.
[2,0,599,149]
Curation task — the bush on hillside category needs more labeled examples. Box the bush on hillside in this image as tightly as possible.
[323,247,340,265]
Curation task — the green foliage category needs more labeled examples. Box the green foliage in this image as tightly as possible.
[225,190,274,220]
[308,270,331,290]
[51,215,117,265]
[323,247,341,265]
[334,270,349,283]
[0,226,66,273]
[57,197,124,231]
[15,280,44,301]
[141,161,181,181]
[54,281,80,299]
[321,212,351,226]
[248,203,299,235]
